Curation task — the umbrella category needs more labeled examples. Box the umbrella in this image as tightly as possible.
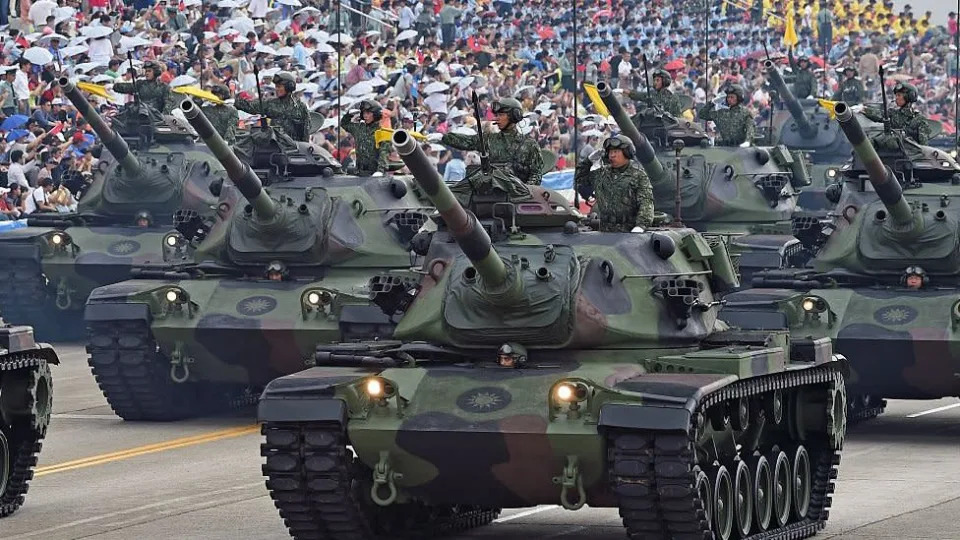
[52,6,75,25]
[581,129,604,138]
[73,62,102,74]
[223,16,255,35]
[294,6,320,15]
[296,82,318,94]
[81,26,113,39]
[664,59,685,71]
[217,0,242,7]
[424,81,449,94]
[119,36,152,51]
[254,43,278,56]
[275,0,301,5]
[118,59,143,73]
[0,115,28,131]
[22,47,53,66]
[257,67,281,79]
[6,129,29,141]
[59,46,89,59]
[396,29,418,42]
[91,74,114,84]
[326,33,353,45]
[592,9,612,21]
[315,42,336,53]
[274,20,292,34]
[173,86,224,105]
[275,46,294,57]
[458,76,476,88]
[308,30,330,42]
[37,33,68,45]
[320,117,339,130]
[28,0,56,24]
[368,76,388,87]
[170,75,197,88]
[346,81,374,96]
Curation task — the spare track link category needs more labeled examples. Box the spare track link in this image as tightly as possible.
[261,422,501,539]
[609,364,843,540]
[0,353,50,518]
[86,320,198,421]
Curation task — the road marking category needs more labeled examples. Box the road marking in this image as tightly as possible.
[52,413,119,420]
[546,526,588,538]
[906,402,960,418]
[493,505,558,523]
[35,424,260,476]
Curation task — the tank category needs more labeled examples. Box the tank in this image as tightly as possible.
[0,77,226,339]
[82,101,433,421]
[598,81,811,285]
[723,101,960,422]
[0,317,58,518]
[257,130,848,540]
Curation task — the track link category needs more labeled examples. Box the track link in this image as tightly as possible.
[609,364,843,540]
[0,259,48,330]
[261,422,500,539]
[0,353,52,518]
[846,395,886,424]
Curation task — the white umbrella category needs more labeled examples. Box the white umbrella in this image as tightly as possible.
[182,0,202,5]
[28,0,56,25]
[217,0,242,7]
[81,26,113,39]
[256,67,281,81]
[73,62,102,74]
[581,129,604,138]
[320,117,339,130]
[92,74,114,84]
[296,82,318,94]
[275,0,301,5]
[118,59,143,73]
[68,36,88,47]
[325,33,353,45]
[457,76,476,88]
[368,76,388,87]
[346,81,374,96]
[58,45,88,58]
[254,43,278,56]
[170,75,197,88]
[294,6,320,15]
[22,47,53,66]
[396,29,418,42]
[224,16,255,35]
[37,33,68,45]
[424,81,449,94]
[119,36,152,51]
[315,42,336,54]
[203,31,218,40]
[274,20,292,34]
[308,30,330,43]
[52,6,75,25]
[428,143,445,152]
[275,46,294,57]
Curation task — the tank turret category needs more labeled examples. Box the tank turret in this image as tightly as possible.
[764,60,817,139]
[59,77,142,176]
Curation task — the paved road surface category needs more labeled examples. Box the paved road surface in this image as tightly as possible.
[3,344,960,540]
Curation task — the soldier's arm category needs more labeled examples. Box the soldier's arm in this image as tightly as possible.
[235,98,261,115]
[632,169,655,227]
[440,132,479,151]
[524,141,544,186]
[226,109,239,142]
[112,82,135,95]
[912,116,931,144]
[574,160,595,199]
[860,106,884,123]
[376,136,390,172]
[743,111,756,143]
[698,103,715,122]
[628,89,649,102]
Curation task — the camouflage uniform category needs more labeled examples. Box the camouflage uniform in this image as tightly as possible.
[576,160,654,231]
[202,103,239,144]
[833,78,865,105]
[862,105,931,145]
[628,88,684,116]
[441,126,544,185]
[698,103,755,146]
[235,95,310,141]
[340,112,389,175]
[113,79,169,114]
[789,52,816,99]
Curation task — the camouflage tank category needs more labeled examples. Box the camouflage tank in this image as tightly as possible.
[257,130,848,540]
[82,100,433,421]
[0,317,58,518]
[0,77,226,339]
[723,101,960,422]
[597,81,811,285]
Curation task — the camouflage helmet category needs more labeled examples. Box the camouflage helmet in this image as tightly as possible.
[724,84,746,103]
[211,84,231,101]
[491,97,524,124]
[273,71,297,92]
[842,65,858,76]
[653,69,673,84]
[142,61,162,76]
[265,260,288,278]
[602,134,635,159]
[797,55,810,66]
[359,99,383,121]
[893,82,919,104]
[134,210,152,225]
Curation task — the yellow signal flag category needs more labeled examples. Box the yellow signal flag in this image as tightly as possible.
[374,128,427,148]
[817,99,838,119]
[583,83,610,118]
[783,9,799,47]
[76,81,115,101]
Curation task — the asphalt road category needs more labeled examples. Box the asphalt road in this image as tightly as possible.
[3,343,960,540]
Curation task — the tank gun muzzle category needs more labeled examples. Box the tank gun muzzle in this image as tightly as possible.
[595,82,653,162]
[392,129,508,289]
[764,60,817,139]
[835,101,914,226]
[58,76,142,176]
[180,98,277,220]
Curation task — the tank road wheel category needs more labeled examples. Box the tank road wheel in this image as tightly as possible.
[0,430,9,498]
[695,466,713,532]
[751,455,773,532]
[792,445,812,520]
[0,361,53,436]
[87,321,200,421]
[827,376,847,450]
[712,465,734,540]
[732,460,753,538]
[769,449,792,528]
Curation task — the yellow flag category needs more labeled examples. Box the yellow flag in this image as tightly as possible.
[783,10,799,47]
[818,99,838,119]
[374,128,427,148]
[172,86,224,105]
[76,81,115,101]
[582,83,610,117]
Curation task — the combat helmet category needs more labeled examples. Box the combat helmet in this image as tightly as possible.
[273,71,297,92]
[602,134,635,159]
[211,84,231,101]
[894,82,919,104]
[142,61,162,77]
[359,99,383,121]
[654,69,673,84]
[491,97,524,124]
[725,84,746,104]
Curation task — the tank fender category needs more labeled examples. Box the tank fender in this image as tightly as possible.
[84,302,151,323]
[257,366,379,423]
[599,373,736,431]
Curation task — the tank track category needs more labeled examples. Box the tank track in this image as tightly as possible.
[0,258,49,331]
[0,353,52,518]
[846,395,886,424]
[261,423,501,539]
[86,320,204,421]
[609,364,843,540]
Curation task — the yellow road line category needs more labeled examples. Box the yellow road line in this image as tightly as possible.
[35,424,260,477]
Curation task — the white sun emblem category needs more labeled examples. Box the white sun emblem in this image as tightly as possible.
[880,307,911,324]
[112,241,137,254]
[242,298,273,314]
[467,391,502,410]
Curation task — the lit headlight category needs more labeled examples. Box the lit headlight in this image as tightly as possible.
[951,150,958,158]
[302,289,331,307]
[826,168,838,179]
[164,287,188,304]
[553,381,589,403]
[801,296,827,314]
[164,233,182,247]
[49,232,70,248]
[364,377,395,399]
[943,161,952,168]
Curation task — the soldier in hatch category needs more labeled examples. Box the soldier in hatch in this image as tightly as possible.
[134,210,152,228]
[201,85,239,145]
[833,66,865,105]
[698,85,755,147]
[575,134,654,232]
[628,69,684,116]
[113,61,169,114]
[235,72,310,141]
[788,50,816,99]
[855,82,931,145]
[340,99,389,176]
[265,260,288,281]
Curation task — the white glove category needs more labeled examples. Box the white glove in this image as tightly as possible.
[372,171,384,177]
[588,149,603,162]
[630,226,645,233]
[347,108,359,115]
[739,140,751,148]
[850,104,865,114]
[427,133,443,142]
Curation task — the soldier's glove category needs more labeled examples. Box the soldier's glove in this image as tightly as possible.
[372,171,384,177]
[348,108,359,115]
[739,140,751,148]
[630,226,645,233]
[588,149,603,162]
[850,104,865,114]
[426,133,443,142]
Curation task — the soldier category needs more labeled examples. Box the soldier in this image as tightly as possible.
[788,50,816,99]
[235,72,310,141]
[432,97,544,185]
[201,85,239,145]
[903,266,927,290]
[856,82,931,145]
[698,85,756,147]
[833,66,865,105]
[134,210,152,228]
[575,134,654,232]
[113,61,169,114]
[340,99,389,176]
[265,260,288,281]
[628,69,684,116]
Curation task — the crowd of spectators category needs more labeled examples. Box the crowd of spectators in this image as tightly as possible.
[0,0,954,216]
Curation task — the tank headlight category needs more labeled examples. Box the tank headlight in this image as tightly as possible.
[826,168,838,179]
[51,233,64,245]
[164,288,188,304]
[164,234,181,247]
[942,161,952,168]
[801,296,827,314]
[951,149,958,158]
[49,232,71,248]
[302,289,332,308]
[553,381,589,403]
[307,291,322,305]
[364,377,395,399]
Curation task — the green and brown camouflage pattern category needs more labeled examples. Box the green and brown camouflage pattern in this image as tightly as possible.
[0,81,226,337]
[256,133,846,536]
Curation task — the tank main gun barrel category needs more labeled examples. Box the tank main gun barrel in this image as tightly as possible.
[596,81,651,157]
[835,101,913,226]
[58,76,142,176]
[180,99,277,220]
[764,60,817,139]
[632,130,668,185]
[392,129,507,288]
